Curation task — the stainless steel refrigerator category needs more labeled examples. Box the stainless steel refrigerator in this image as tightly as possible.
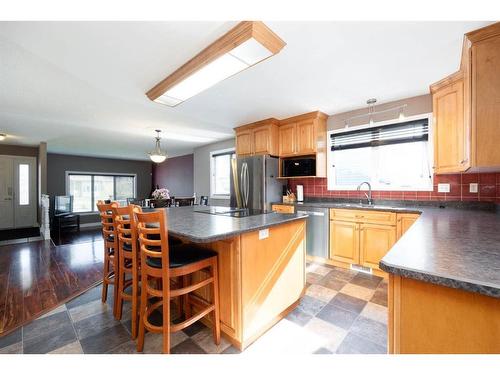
[230,155,285,212]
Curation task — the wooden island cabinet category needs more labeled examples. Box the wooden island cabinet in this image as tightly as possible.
[189,219,306,350]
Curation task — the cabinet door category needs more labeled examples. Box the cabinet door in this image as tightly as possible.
[396,213,420,240]
[359,223,396,270]
[329,220,359,264]
[253,125,271,155]
[472,36,500,168]
[296,120,316,155]
[236,130,253,156]
[279,123,296,157]
[433,79,468,173]
[271,204,295,214]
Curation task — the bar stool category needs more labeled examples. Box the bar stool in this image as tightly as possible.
[112,204,141,339]
[97,200,120,318]
[133,208,221,354]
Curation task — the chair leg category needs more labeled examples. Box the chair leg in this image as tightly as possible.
[162,276,171,354]
[112,250,119,318]
[102,251,109,303]
[211,259,221,345]
[137,272,148,352]
[131,261,139,339]
[116,254,125,320]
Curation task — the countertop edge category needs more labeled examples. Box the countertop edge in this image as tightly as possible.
[379,260,500,299]
[169,214,307,244]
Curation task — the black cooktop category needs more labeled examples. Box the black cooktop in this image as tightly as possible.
[194,207,270,218]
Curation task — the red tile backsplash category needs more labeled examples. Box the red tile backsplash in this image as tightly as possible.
[287,173,500,203]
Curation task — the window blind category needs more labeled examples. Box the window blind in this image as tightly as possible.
[330,119,429,151]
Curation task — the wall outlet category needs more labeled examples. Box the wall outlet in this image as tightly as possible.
[259,229,269,240]
[437,183,451,193]
[469,183,479,193]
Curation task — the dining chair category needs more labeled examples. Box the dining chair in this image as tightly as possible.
[96,200,120,318]
[134,208,220,354]
[112,204,141,339]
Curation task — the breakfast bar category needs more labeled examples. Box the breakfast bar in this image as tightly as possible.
[162,206,308,350]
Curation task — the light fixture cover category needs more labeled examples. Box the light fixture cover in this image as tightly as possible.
[147,21,285,107]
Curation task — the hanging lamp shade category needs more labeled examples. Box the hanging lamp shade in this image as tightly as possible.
[148,130,168,163]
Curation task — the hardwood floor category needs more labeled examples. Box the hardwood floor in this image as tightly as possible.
[0,229,104,337]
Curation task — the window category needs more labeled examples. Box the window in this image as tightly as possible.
[67,173,136,212]
[19,164,29,205]
[210,148,235,198]
[328,117,433,191]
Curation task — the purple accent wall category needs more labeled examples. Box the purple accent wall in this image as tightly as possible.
[152,154,194,197]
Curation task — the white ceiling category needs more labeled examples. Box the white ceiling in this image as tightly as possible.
[0,21,490,160]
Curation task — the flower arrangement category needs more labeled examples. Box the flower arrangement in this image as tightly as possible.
[152,188,170,200]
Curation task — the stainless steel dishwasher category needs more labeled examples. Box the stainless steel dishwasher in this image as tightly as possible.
[296,205,329,258]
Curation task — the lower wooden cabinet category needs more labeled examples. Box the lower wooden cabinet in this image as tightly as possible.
[396,213,420,240]
[271,204,295,214]
[359,223,396,269]
[329,220,359,264]
[328,209,419,274]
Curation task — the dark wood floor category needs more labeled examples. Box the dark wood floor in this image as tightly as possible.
[0,229,104,336]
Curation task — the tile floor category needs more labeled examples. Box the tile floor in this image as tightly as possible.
[0,261,388,354]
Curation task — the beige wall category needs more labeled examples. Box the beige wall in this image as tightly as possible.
[327,94,432,130]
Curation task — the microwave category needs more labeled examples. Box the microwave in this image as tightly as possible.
[282,158,316,177]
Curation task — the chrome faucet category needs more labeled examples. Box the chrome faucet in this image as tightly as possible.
[357,182,373,205]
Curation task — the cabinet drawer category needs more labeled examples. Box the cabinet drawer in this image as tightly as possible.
[272,204,295,214]
[329,208,396,225]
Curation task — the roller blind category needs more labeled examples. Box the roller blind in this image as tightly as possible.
[330,119,429,151]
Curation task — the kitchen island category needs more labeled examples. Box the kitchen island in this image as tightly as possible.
[162,206,307,350]
[274,199,500,353]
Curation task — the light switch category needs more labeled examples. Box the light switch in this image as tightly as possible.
[469,183,479,193]
[437,183,450,193]
[259,229,269,240]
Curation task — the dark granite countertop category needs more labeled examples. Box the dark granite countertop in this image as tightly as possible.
[160,206,307,243]
[273,199,500,298]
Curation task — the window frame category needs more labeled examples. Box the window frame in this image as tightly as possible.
[209,148,235,199]
[65,171,137,214]
[327,113,434,191]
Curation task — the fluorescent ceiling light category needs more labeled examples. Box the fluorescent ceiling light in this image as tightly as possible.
[147,21,285,107]
[164,53,248,102]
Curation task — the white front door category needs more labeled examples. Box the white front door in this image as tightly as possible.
[0,156,14,229]
[0,155,37,229]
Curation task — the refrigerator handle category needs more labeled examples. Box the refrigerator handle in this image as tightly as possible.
[241,162,249,208]
[231,158,242,208]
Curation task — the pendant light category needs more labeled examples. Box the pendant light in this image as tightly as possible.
[148,130,168,163]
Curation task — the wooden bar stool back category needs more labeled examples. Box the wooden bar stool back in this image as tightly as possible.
[134,208,221,354]
[97,200,120,317]
[112,204,141,339]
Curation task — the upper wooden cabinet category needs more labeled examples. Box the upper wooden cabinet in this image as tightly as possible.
[235,129,253,156]
[430,22,500,173]
[431,72,468,174]
[234,119,279,157]
[278,123,296,157]
[278,111,327,157]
